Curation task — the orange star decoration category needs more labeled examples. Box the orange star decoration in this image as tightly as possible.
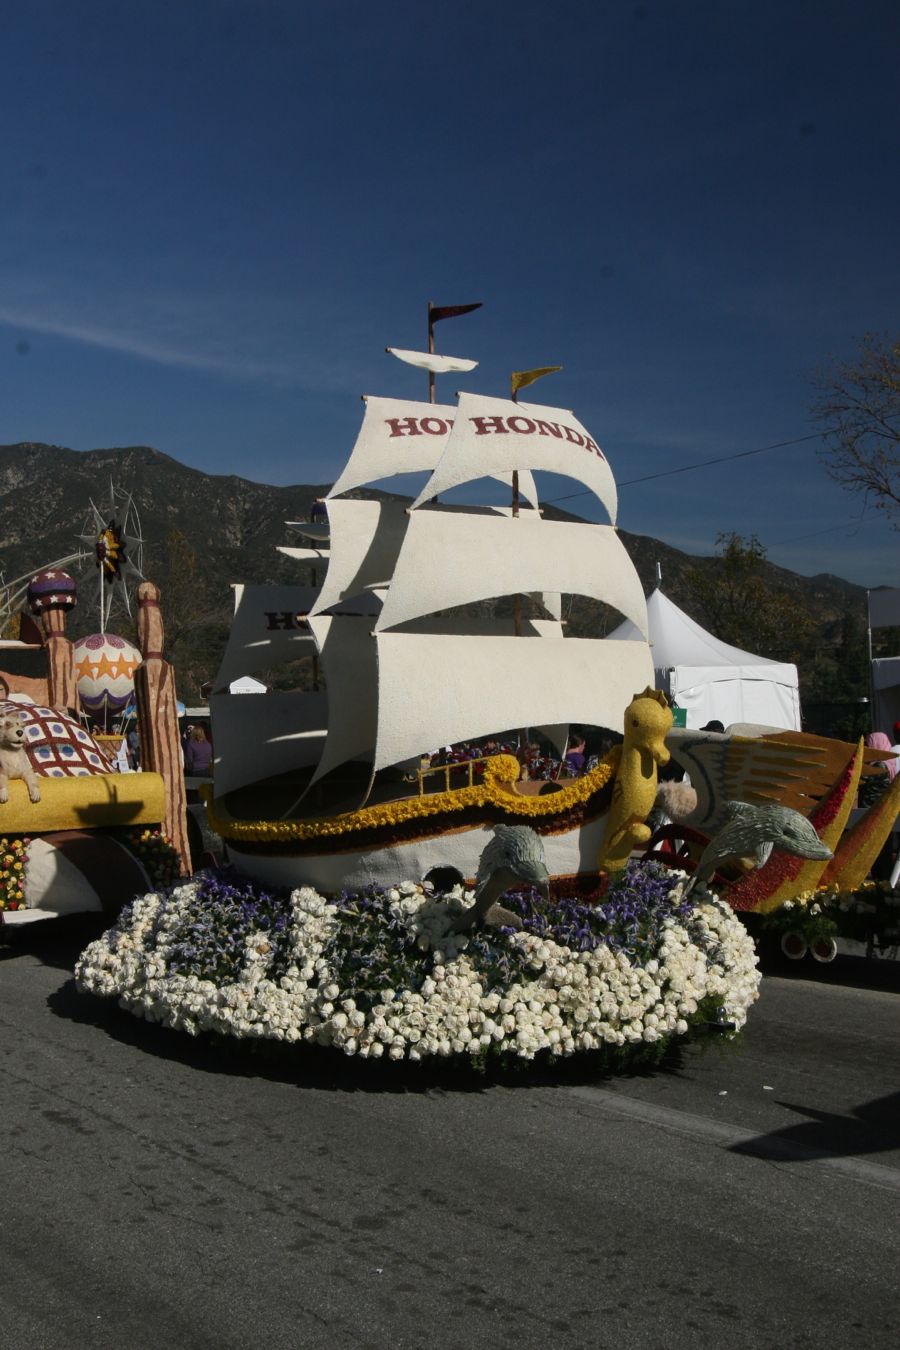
[74,651,140,683]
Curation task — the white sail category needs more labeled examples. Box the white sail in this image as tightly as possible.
[386,348,478,374]
[307,614,379,785]
[328,397,457,499]
[212,584,318,692]
[286,522,331,540]
[410,392,618,522]
[308,499,410,617]
[533,592,562,621]
[326,395,540,507]
[277,546,329,564]
[373,633,653,771]
[375,512,647,636]
[535,724,569,758]
[212,691,327,796]
[403,616,561,638]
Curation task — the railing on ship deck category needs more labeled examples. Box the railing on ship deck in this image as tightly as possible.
[411,756,493,796]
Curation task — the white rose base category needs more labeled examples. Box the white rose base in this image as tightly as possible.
[75,870,761,1069]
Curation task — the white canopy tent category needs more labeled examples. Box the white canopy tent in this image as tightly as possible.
[607,587,801,730]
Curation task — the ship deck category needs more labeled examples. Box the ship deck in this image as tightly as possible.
[220,758,564,824]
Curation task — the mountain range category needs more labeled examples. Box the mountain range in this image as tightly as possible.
[0,441,875,722]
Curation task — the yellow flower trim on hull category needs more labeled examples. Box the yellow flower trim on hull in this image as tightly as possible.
[202,751,620,845]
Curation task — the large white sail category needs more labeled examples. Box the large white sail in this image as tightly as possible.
[306,614,380,786]
[212,691,328,797]
[328,397,458,499]
[375,512,648,636]
[372,633,653,771]
[308,498,410,617]
[410,392,618,521]
[212,584,318,692]
[326,395,540,506]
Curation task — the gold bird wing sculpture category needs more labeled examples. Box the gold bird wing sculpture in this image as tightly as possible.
[664,727,830,835]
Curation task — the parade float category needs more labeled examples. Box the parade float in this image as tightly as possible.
[201,348,663,893]
[66,331,799,1067]
[68,313,897,1069]
[0,568,190,923]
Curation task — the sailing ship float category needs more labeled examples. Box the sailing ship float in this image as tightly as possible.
[203,347,661,892]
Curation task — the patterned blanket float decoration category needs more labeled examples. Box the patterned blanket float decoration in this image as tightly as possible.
[14,703,114,777]
[0,701,165,921]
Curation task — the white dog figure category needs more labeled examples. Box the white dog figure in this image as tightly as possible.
[0,710,41,804]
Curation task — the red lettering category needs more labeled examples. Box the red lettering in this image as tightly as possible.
[385,417,423,437]
[582,435,605,459]
[507,415,536,434]
[470,415,510,435]
[534,420,564,438]
[420,417,451,435]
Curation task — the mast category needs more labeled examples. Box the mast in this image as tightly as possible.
[509,367,563,638]
[427,300,482,404]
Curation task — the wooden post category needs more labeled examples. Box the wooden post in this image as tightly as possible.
[27,570,79,713]
[133,581,191,876]
[41,607,79,713]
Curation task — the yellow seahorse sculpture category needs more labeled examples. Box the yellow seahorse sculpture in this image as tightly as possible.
[598,687,673,878]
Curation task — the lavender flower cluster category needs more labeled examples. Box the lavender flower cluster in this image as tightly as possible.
[148,871,294,984]
[508,860,697,959]
[320,888,430,1011]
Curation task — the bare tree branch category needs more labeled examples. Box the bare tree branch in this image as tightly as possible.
[813,333,900,525]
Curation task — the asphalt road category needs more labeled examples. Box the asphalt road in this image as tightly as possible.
[2,921,898,1350]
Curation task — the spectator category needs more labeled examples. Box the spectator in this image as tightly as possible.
[565,736,586,775]
[185,724,213,776]
[126,726,140,770]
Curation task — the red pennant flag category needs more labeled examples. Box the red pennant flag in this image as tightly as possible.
[429,302,482,323]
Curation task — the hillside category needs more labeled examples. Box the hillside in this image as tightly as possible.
[0,441,874,725]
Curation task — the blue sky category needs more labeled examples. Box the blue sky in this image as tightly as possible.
[2,0,898,586]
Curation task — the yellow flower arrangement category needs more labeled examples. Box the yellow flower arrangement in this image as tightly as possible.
[0,836,29,911]
[202,750,621,845]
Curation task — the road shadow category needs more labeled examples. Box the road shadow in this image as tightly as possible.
[761,952,900,995]
[0,914,111,972]
[730,1090,900,1164]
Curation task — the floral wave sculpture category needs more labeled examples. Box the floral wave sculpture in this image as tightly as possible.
[75,862,760,1068]
[202,751,620,850]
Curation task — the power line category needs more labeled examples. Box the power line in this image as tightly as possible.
[543,430,824,505]
[766,518,865,546]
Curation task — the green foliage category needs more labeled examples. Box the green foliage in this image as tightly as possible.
[684,532,816,665]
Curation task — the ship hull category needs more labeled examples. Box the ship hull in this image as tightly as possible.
[223,810,612,894]
[204,752,620,895]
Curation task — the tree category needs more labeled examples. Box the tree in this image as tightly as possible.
[683,532,815,665]
[813,332,900,526]
[150,530,230,703]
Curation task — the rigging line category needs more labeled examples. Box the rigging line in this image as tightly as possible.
[767,518,866,546]
[543,430,826,504]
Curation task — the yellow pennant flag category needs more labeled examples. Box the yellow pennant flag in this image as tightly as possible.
[511,366,562,397]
